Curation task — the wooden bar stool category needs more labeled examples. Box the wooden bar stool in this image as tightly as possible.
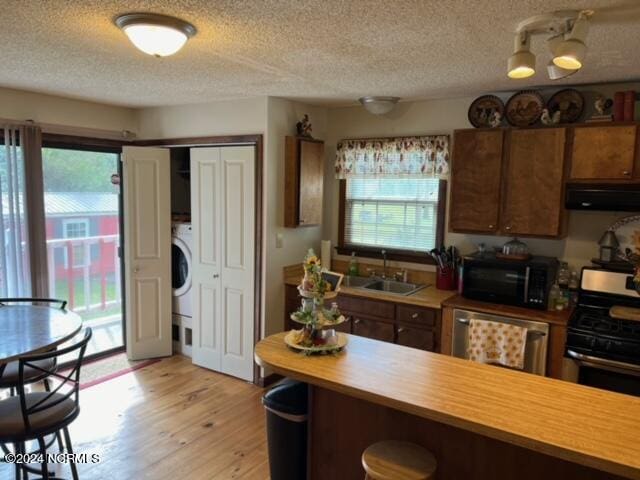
[362,441,437,480]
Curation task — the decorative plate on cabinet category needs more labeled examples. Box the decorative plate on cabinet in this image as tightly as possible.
[547,89,584,124]
[505,90,545,127]
[468,95,504,128]
[609,214,640,263]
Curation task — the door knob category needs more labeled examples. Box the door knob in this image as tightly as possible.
[213,274,220,279]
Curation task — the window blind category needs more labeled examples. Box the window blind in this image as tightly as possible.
[345,177,440,252]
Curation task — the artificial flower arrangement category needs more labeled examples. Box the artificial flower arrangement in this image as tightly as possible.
[286,249,347,353]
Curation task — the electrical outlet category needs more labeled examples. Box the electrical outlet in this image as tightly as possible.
[276,233,284,248]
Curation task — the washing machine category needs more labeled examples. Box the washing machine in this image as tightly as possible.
[171,222,193,356]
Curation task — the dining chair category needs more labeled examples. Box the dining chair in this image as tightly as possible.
[0,327,92,480]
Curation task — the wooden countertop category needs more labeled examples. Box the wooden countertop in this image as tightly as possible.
[442,295,572,326]
[284,275,457,310]
[255,333,640,480]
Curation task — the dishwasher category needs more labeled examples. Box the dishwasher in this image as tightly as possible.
[451,309,549,376]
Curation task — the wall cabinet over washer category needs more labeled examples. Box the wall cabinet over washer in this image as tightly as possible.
[284,136,325,227]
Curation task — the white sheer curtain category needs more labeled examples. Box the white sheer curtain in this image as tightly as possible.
[0,126,31,297]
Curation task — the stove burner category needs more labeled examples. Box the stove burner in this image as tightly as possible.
[572,309,640,341]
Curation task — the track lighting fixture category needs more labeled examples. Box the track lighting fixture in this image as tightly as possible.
[507,10,592,81]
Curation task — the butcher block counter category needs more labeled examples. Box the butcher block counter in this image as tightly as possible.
[255,332,640,480]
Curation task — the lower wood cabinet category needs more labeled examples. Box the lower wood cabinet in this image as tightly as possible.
[396,324,435,351]
[352,316,395,343]
[284,286,440,353]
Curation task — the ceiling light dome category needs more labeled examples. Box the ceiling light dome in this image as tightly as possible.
[358,96,400,115]
[507,33,535,79]
[115,13,196,57]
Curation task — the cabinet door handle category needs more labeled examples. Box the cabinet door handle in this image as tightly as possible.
[411,313,419,319]
[397,327,406,333]
[488,224,494,229]
[354,318,361,325]
[622,170,631,176]
[505,226,512,231]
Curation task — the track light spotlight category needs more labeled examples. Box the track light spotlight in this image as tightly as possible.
[552,12,590,70]
[507,32,535,79]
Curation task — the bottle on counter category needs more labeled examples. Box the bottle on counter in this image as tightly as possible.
[558,262,570,289]
[548,282,561,311]
[568,270,580,307]
[347,252,359,276]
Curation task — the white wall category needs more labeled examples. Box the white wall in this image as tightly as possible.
[136,97,267,139]
[324,82,640,272]
[263,97,328,336]
[0,87,137,133]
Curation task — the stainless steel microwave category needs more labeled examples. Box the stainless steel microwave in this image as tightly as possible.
[461,253,558,310]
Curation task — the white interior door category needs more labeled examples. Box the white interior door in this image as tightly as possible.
[123,146,172,360]
[191,146,255,381]
[190,148,222,372]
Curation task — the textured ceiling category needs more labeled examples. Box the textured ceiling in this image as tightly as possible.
[1,0,639,107]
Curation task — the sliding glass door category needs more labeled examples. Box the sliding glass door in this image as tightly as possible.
[42,147,123,356]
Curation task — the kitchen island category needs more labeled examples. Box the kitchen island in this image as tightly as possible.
[255,332,640,480]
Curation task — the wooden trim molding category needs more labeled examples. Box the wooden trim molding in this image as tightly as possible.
[133,134,263,147]
[337,178,447,264]
[42,133,126,153]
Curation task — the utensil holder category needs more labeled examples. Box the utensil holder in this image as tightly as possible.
[436,267,456,290]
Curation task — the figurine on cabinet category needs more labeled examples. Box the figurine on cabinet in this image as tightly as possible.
[587,95,614,122]
[296,114,313,138]
[489,110,502,128]
[540,108,561,126]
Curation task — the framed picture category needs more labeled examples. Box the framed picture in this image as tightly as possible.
[321,271,344,292]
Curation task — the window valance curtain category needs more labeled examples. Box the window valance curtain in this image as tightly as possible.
[335,135,450,179]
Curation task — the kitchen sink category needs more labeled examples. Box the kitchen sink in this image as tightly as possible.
[342,275,375,288]
[363,279,426,296]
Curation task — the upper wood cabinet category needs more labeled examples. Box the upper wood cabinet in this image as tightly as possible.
[284,136,325,227]
[569,125,637,180]
[450,130,504,234]
[501,128,567,237]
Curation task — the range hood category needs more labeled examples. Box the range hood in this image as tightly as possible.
[565,183,640,211]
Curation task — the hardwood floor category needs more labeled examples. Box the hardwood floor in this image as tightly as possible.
[0,355,270,479]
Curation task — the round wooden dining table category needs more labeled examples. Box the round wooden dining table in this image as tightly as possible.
[0,305,83,364]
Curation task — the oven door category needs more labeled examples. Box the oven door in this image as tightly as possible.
[462,261,529,306]
[566,350,640,397]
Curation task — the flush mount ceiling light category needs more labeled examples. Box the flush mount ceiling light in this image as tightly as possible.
[506,10,593,81]
[358,96,401,115]
[115,13,197,57]
[507,32,536,79]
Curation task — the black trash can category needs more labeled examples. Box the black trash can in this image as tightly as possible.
[262,380,308,480]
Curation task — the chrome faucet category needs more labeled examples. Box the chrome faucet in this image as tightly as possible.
[381,250,387,279]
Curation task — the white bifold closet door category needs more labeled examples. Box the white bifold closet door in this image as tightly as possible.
[190,146,255,381]
[122,146,172,360]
